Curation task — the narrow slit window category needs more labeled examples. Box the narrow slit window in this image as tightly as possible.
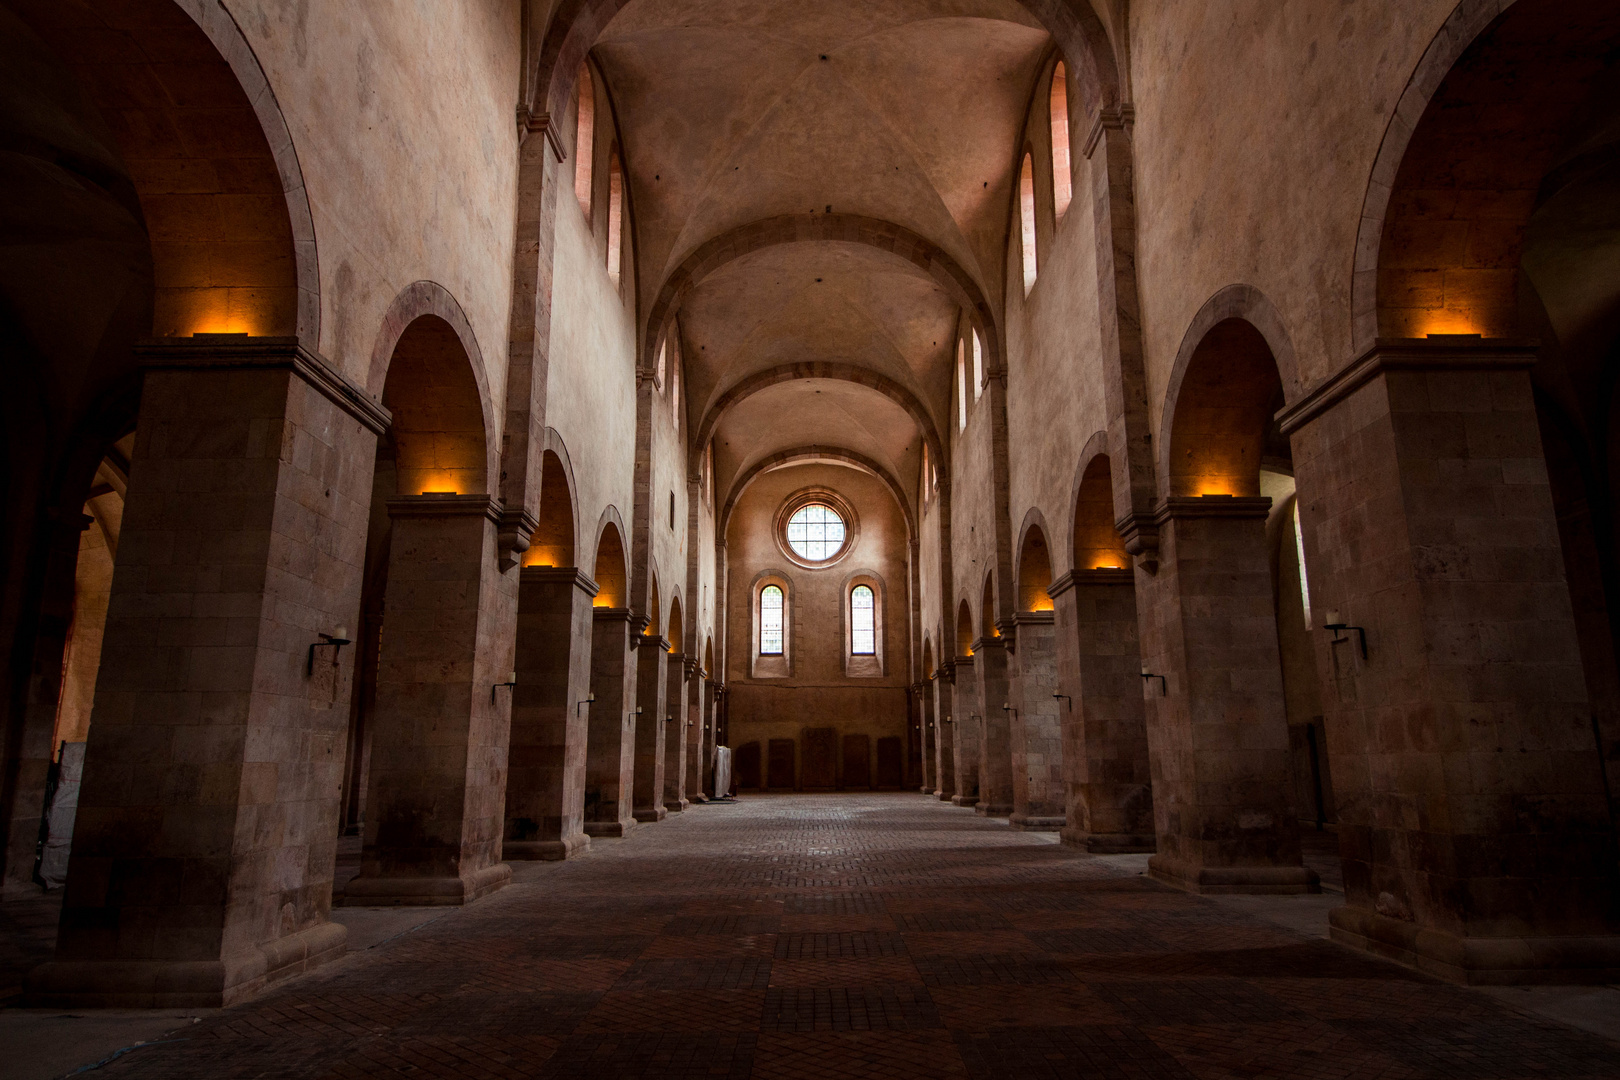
[574,64,594,218]
[655,339,666,389]
[671,359,680,427]
[1293,502,1312,627]
[760,585,784,655]
[1051,61,1071,220]
[851,585,875,655]
[1020,152,1037,295]
[607,150,623,287]
[972,329,984,399]
[957,346,968,431]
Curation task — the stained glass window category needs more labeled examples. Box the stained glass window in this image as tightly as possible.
[760,585,784,655]
[785,503,845,561]
[851,585,875,655]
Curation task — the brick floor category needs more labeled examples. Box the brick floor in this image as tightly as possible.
[12,793,1620,1077]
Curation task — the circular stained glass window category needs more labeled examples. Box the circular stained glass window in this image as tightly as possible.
[785,502,847,562]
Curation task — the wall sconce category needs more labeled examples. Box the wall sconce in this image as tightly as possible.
[576,693,596,715]
[307,626,351,675]
[1323,609,1368,660]
[1052,692,1072,711]
[491,671,516,703]
[1002,702,1018,721]
[664,714,676,724]
[1140,663,1166,696]
[942,716,954,725]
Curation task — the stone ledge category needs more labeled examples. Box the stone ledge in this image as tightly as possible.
[584,819,636,838]
[26,920,346,1008]
[1329,904,1620,985]
[1149,854,1320,895]
[340,863,511,907]
[633,806,668,823]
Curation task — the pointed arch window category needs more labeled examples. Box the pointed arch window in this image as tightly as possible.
[1020,152,1037,295]
[759,585,784,655]
[851,586,875,655]
[574,64,594,218]
[1051,62,1072,221]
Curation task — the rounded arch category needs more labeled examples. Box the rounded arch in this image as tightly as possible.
[646,562,662,634]
[591,507,628,607]
[718,446,916,547]
[1352,0,1620,351]
[528,1,1122,154]
[1070,442,1131,572]
[379,316,491,498]
[525,429,579,567]
[922,635,935,678]
[667,592,684,654]
[1015,508,1055,612]
[369,282,498,494]
[695,363,944,478]
[1158,286,1299,498]
[955,598,975,658]
[703,635,715,675]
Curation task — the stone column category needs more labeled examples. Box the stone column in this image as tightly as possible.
[28,340,385,1007]
[703,680,720,796]
[917,683,934,794]
[933,670,954,800]
[504,567,596,861]
[663,655,690,812]
[949,656,979,806]
[1006,613,1064,830]
[1280,340,1620,983]
[632,634,669,823]
[584,609,639,836]
[1135,496,1317,895]
[685,671,707,803]
[974,638,1013,816]
[343,494,517,906]
[1051,570,1155,852]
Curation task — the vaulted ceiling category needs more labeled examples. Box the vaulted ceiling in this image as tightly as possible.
[591,0,1053,510]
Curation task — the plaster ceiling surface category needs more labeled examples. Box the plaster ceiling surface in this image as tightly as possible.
[593,0,1048,503]
[711,378,922,507]
[679,242,958,426]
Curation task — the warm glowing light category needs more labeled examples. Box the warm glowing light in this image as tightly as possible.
[1028,597,1054,612]
[1089,559,1126,570]
[1195,482,1236,497]
[1420,316,1482,337]
[593,596,612,608]
[418,473,460,496]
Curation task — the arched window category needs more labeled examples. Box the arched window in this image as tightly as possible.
[956,342,968,431]
[759,585,784,655]
[574,64,594,218]
[671,356,680,427]
[1020,152,1037,295]
[851,585,875,655]
[972,328,984,400]
[655,339,666,389]
[607,149,624,287]
[1050,62,1071,220]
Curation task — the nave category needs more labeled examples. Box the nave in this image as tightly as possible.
[8,794,1617,1079]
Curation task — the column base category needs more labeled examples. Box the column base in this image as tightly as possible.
[663,798,689,813]
[504,834,590,861]
[975,802,1012,817]
[633,806,668,823]
[26,920,346,1008]
[950,795,976,807]
[1008,814,1065,831]
[1060,827,1155,853]
[689,794,708,804]
[340,863,511,906]
[1148,854,1319,895]
[1329,904,1620,985]
[584,818,637,838]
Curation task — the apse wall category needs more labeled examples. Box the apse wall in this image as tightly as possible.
[226,0,522,389]
[724,464,913,790]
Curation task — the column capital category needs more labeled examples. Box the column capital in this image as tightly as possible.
[136,335,390,434]
[1276,337,1538,436]
[519,565,600,597]
[1113,510,1160,565]
[636,633,671,652]
[1153,495,1272,524]
[497,507,540,572]
[385,494,504,524]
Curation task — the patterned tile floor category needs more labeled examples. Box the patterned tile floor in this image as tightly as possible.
[10,794,1620,1078]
